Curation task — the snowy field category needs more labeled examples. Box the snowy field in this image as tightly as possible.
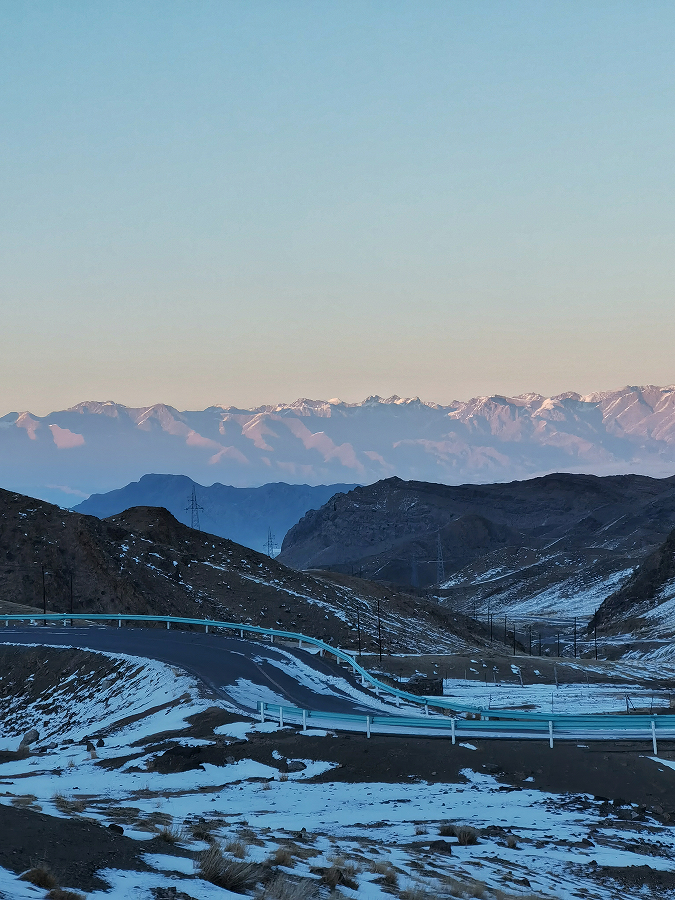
[1,645,674,899]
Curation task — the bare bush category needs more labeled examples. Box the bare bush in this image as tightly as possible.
[270,847,295,867]
[225,838,248,859]
[438,822,455,837]
[158,824,184,844]
[414,824,428,835]
[197,845,260,893]
[19,866,57,889]
[255,873,319,899]
[454,825,479,846]
[505,834,518,849]
[47,890,85,900]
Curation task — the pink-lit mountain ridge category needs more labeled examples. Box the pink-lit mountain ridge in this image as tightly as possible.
[2,384,675,505]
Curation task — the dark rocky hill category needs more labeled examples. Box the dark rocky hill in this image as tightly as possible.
[0,488,483,654]
[592,528,675,636]
[278,473,675,618]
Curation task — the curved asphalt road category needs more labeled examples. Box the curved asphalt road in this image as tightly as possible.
[0,626,381,715]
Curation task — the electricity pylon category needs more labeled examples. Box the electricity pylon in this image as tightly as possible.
[185,485,203,531]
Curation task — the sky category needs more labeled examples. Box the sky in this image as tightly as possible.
[1,1,674,415]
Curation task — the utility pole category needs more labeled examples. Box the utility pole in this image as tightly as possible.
[356,603,362,657]
[185,485,203,531]
[436,530,445,585]
[574,617,577,659]
[377,597,382,662]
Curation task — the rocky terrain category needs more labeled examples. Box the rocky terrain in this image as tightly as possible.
[592,527,675,639]
[0,487,484,654]
[1,643,675,899]
[279,473,675,620]
[73,474,357,553]
[5,384,675,507]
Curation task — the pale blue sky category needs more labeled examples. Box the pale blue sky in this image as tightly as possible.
[1,1,674,413]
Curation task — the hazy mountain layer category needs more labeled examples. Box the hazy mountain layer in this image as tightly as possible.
[279,473,675,619]
[3,384,675,505]
[72,475,357,554]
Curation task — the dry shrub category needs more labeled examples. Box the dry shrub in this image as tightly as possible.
[454,825,479,846]
[270,847,295,868]
[190,819,215,842]
[158,824,184,844]
[225,838,248,859]
[369,859,398,889]
[19,866,57,889]
[400,882,434,900]
[414,824,428,835]
[47,890,85,900]
[279,773,289,782]
[11,794,38,808]
[255,874,319,900]
[197,845,260,893]
[505,834,518,849]
[438,821,455,837]
[53,793,87,815]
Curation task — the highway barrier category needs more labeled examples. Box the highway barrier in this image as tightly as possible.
[2,613,673,747]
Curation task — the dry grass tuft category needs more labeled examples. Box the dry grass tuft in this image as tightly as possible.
[225,838,249,859]
[47,889,86,900]
[505,834,518,849]
[158,823,185,844]
[454,825,479,846]
[52,793,87,815]
[414,824,428,835]
[19,866,57,889]
[438,821,456,837]
[190,819,216,842]
[11,794,39,809]
[270,847,296,868]
[197,845,260,892]
[255,874,319,900]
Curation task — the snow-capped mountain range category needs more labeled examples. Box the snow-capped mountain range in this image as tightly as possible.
[2,384,675,505]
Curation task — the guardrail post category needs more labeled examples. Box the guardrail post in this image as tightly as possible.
[361,675,366,686]
[118,619,121,628]
[240,629,244,637]
[166,621,170,630]
[270,634,274,644]
[259,701,265,723]
[298,639,302,648]
[652,719,658,756]
[548,720,553,749]
[395,695,400,707]
[451,718,456,744]
[279,706,284,727]
[424,704,429,717]
[302,710,307,732]
[366,715,371,738]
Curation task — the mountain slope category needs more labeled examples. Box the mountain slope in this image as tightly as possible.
[278,473,675,618]
[0,488,483,654]
[592,528,675,637]
[72,475,358,553]
[4,384,675,505]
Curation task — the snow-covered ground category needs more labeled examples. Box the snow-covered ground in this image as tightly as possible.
[1,645,675,899]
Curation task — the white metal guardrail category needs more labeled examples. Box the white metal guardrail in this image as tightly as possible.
[1,613,673,749]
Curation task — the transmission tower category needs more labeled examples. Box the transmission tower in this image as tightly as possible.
[436,530,445,585]
[265,527,278,557]
[185,485,203,531]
